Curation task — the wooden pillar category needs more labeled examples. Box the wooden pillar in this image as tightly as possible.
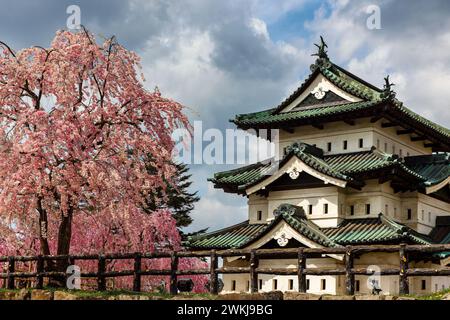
[345,247,355,295]
[297,248,306,293]
[399,243,409,295]
[209,250,218,294]
[169,252,179,295]
[36,255,44,289]
[97,255,106,291]
[7,256,15,290]
[250,249,259,293]
[133,253,142,292]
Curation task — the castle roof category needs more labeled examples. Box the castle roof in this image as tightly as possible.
[186,205,431,250]
[210,144,449,196]
[231,50,450,152]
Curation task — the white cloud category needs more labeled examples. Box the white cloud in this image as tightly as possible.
[184,181,247,233]
[248,18,270,41]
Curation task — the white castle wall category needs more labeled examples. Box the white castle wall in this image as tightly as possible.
[221,253,450,295]
[248,180,450,233]
[278,118,431,158]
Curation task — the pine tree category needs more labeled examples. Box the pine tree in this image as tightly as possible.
[145,162,200,229]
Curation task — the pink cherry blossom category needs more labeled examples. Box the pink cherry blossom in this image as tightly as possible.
[0,29,206,292]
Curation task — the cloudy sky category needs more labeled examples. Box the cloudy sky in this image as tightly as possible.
[2,0,450,233]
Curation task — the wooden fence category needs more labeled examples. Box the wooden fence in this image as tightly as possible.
[1,244,450,295]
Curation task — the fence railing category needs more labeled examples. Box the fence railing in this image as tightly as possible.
[1,244,449,295]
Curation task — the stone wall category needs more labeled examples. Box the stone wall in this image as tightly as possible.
[1,289,448,300]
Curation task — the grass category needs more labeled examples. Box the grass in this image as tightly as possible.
[401,288,450,300]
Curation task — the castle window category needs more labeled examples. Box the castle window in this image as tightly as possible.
[231,280,236,291]
[421,280,426,290]
[421,210,424,221]
[428,212,431,222]
[288,279,294,290]
[385,204,389,215]
[350,205,355,216]
[399,149,403,157]
[324,203,328,214]
[376,139,380,149]
[407,209,412,220]
[259,279,263,290]
[257,211,262,221]
[355,280,360,292]
[394,207,397,218]
[321,279,326,290]
[327,142,332,152]
[308,205,313,215]
[273,279,278,290]
[392,145,396,154]
[306,279,310,290]
[366,204,371,215]
[384,142,388,152]
[246,281,250,292]
[343,140,348,150]
[359,138,364,148]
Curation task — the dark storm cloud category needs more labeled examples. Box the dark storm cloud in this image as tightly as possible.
[378,0,450,34]
[210,18,292,80]
[0,0,299,81]
[0,0,129,49]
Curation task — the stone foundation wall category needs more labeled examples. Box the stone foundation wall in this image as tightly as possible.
[2,289,448,300]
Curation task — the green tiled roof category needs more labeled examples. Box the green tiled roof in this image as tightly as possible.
[231,58,450,144]
[393,101,450,140]
[270,62,381,114]
[429,217,450,244]
[405,153,450,187]
[322,214,432,245]
[233,100,380,127]
[186,206,433,249]
[186,221,267,249]
[210,146,433,194]
[187,204,335,249]
[234,143,353,192]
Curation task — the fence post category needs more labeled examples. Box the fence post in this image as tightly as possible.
[7,256,15,290]
[170,252,179,295]
[133,252,142,292]
[250,249,259,293]
[209,250,218,294]
[399,243,409,295]
[345,247,355,295]
[297,248,306,293]
[97,255,106,291]
[36,255,44,289]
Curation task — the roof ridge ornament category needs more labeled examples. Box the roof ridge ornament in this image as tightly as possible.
[381,75,396,100]
[310,36,332,71]
[286,141,324,158]
[312,36,329,60]
[273,203,306,219]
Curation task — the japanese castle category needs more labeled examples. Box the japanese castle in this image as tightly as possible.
[187,38,450,295]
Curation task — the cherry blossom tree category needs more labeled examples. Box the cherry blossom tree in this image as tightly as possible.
[0,29,206,291]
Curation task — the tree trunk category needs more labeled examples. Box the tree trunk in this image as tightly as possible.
[48,205,74,287]
[37,198,51,256]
